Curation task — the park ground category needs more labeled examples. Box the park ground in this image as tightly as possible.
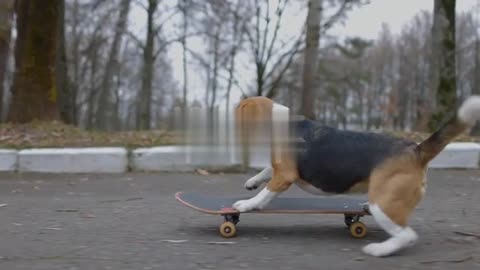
[0,170,479,270]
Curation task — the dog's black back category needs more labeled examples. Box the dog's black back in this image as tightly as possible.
[292,119,416,194]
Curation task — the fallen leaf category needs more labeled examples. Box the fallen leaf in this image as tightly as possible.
[125,197,143,201]
[81,213,96,218]
[454,231,480,239]
[56,209,79,212]
[419,256,473,264]
[196,169,210,176]
[44,227,63,231]
[161,240,188,243]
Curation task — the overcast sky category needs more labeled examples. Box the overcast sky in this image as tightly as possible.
[334,0,479,40]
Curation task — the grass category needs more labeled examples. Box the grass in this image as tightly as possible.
[1,121,479,149]
[0,121,178,149]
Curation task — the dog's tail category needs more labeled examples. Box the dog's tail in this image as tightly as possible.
[416,96,480,166]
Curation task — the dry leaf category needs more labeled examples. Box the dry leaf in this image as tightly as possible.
[162,240,188,243]
[196,169,210,176]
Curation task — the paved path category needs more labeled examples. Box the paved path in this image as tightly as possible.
[0,170,479,269]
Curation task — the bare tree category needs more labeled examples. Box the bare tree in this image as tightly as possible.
[179,0,190,117]
[245,0,304,98]
[225,0,245,119]
[96,0,132,130]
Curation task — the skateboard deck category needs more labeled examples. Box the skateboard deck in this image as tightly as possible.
[175,191,371,239]
[175,192,370,214]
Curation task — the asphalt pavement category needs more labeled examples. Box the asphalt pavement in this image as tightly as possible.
[0,169,479,270]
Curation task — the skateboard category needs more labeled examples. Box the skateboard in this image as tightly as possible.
[175,191,371,239]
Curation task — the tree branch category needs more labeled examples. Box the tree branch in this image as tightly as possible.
[259,0,271,63]
[126,30,145,49]
[132,0,148,11]
[264,38,305,98]
[264,0,288,65]
[322,0,355,32]
[263,29,305,84]
[153,31,203,58]
[153,7,179,35]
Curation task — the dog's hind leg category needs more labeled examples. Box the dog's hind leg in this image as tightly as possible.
[362,203,419,257]
[244,167,272,190]
[362,167,424,257]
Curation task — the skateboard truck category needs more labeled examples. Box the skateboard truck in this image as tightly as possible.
[220,208,240,238]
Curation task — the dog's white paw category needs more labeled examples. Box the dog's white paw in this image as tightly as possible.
[233,199,258,212]
[362,243,390,257]
[244,179,260,190]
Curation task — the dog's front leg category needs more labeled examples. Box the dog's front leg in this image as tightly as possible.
[244,167,272,190]
[233,172,294,212]
[233,187,278,212]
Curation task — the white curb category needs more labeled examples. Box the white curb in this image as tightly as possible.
[0,150,17,172]
[131,145,240,172]
[429,142,480,169]
[18,147,128,173]
[132,146,193,172]
[0,142,479,173]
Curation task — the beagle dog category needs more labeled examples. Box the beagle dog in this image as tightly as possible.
[232,96,480,257]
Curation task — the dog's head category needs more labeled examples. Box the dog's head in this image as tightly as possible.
[235,96,290,165]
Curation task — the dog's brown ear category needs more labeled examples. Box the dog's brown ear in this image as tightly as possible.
[234,97,274,169]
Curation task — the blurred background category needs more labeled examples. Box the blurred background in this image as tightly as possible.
[0,0,479,143]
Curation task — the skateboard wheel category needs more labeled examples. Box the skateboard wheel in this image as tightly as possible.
[219,221,237,238]
[349,221,367,239]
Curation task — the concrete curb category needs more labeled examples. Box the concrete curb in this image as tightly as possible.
[0,142,479,173]
[429,142,480,169]
[0,150,17,172]
[17,148,128,173]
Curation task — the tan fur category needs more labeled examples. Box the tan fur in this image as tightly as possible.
[267,158,299,192]
[236,97,299,193]
[346,180,370,194]
[235,97,273,167]
[367,150,426,226]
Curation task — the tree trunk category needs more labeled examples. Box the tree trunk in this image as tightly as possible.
[470,37,480,135]
[0,0,14,121]
[301,0,322,119]
[86,39,100,130]
[96,0,131,130]
[8,0,60,123]
[428,0,457,131]
[56,0,75,125]
[71,0,81,125]
[137,0,157,130]
[181,0,189,127]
